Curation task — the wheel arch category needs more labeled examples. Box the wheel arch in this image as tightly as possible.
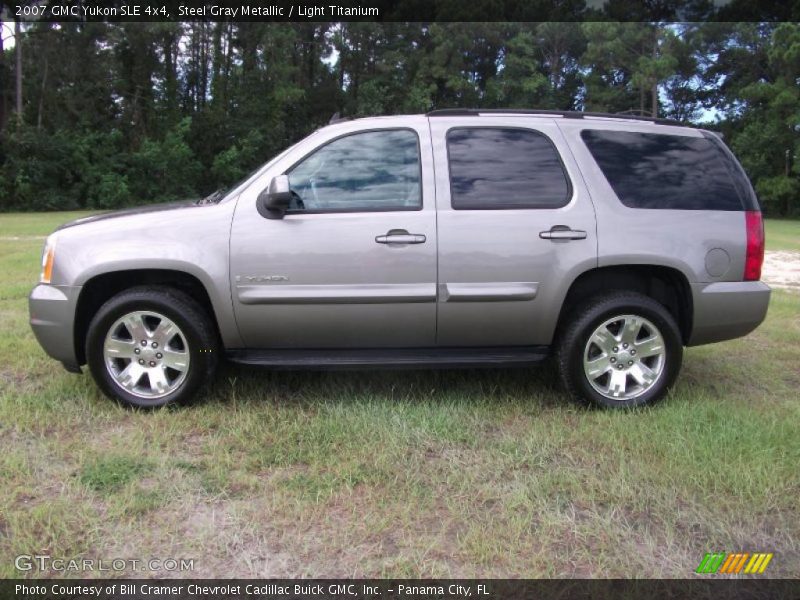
[74,269,223,365]
[554,264,693,346]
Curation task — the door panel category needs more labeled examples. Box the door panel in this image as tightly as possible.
[230,121,437,348]
[430,118,598,347]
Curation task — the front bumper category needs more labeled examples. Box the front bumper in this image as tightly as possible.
[688,281,771,346]
[29,284,82,371]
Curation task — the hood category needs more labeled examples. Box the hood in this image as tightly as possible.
[56,200,198,231]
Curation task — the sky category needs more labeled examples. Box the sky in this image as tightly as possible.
[1,21,13,48]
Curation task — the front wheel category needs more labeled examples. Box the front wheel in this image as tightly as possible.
[86,287,218,408]
[556,292,683,409]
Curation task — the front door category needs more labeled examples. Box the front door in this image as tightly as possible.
[230,122,437,348]
[429,117,598,346]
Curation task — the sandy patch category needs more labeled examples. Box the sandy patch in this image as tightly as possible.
[762,251,800,290]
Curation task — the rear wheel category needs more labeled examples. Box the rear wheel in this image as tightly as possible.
[86,287,218,408]
[557,292,683,408]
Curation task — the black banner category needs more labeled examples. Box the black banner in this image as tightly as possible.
[4,0,800,23]
[2,579,800,600]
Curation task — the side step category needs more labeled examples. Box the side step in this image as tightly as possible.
[226,346,550,370]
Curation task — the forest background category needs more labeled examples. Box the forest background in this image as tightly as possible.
[1,20,798,216]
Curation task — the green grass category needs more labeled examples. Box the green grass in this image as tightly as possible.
[80,455,152,493]
[0,211,101,237]
[764,219,800,252]
[0,211,798,578]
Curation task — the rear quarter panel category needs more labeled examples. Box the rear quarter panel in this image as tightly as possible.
[558,120,747,285]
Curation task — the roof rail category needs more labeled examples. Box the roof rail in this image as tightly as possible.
[426,108,685,127]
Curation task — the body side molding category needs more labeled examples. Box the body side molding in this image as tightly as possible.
[236,283,437,305]
[439,282,539,302]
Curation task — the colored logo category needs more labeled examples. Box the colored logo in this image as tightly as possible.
[696,552,773,574]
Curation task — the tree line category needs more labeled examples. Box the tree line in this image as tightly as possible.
[0,22,798,215]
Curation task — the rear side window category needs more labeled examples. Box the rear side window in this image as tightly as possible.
[447,128,571,209]
[580,130,751,211]
[702,131,760,211]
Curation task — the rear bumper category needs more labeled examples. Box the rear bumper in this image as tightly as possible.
[688,281,771,346]
[29,284,82,371]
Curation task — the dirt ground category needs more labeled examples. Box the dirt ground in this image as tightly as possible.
[762,251,800,291]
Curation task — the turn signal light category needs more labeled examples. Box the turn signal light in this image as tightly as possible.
[40,238,56,284]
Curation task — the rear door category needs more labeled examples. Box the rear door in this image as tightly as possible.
[429,116,598,346]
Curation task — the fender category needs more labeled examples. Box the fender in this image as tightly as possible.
[50,201,242,348]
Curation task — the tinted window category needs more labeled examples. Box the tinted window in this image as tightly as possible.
[447,128,570,209]
[581,130,748,210]
[287,130,421,212]
[703,132,760,211]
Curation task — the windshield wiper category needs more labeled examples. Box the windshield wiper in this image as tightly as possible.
[197,189,225,205]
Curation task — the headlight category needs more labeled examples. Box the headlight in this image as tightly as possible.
[40,236,57,284]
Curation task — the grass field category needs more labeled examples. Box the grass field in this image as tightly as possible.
[765,219,800,252]
[0,212,798,578]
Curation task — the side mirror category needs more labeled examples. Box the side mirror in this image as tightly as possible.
[257,175,292,220]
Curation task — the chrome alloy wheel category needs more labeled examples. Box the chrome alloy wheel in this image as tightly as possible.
[103,311,190,400]
[582,314,666,401]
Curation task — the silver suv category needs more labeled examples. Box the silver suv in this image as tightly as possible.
[29,109,770,409]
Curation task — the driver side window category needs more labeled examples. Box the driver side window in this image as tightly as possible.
[286,129,422,213]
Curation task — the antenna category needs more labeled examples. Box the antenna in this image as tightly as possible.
[329,112,350,124]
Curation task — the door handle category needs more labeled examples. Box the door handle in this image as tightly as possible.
[375,229,426,244]
[539,225,587,241]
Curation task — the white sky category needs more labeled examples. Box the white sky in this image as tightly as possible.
[1,21,14,48]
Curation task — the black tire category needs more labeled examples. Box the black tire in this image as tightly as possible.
[86,286,218,408]
[556,291,683,409]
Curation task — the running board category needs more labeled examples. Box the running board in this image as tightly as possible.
[226,346,549,370]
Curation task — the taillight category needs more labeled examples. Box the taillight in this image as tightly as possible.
[744,210,764,281]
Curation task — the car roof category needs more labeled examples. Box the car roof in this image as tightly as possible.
[319,110,707,138]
